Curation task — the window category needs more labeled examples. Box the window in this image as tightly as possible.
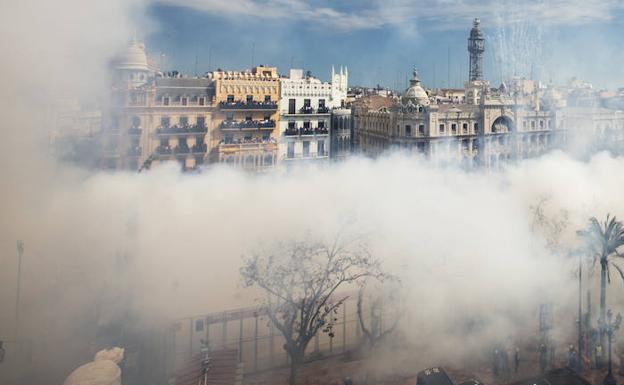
[131,116,141,128]
[227,95,234,103]
[304,99,311,109]
[318,140,325,156]
[163,96,170,106]
[405,125,412,137]
[197,116,206,127]
[319,99,326,107]
[531,121,536,130]
[226,113,234,121]
[198,97,205,106]
[462,123,468,134]
[474,122,479,133]
[287,142,295,158]
[303,141,310,157]
[539,120,544,129]
[160,137,168,147]
[224,134,233,143]
[318,121,325,129]
[264,153,273,165]
[263,115,270,121]
[161,116,170,128]
[181,97,188,106]
[303,121,311,129]
[179,116,189,126]
[451,123,457,134]
[262,132,270,140]
[246,95,253,104]
[439,123,445,134]
[418,124,425,136]
[264,95,271,102]
[245,115,252,121]
[288,99,296,114]
[288,121,295,129]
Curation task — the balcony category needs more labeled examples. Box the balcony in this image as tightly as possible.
[220,119,276,131]
[128,127,142,136]
[219,139,277,154]
[192,143,207,153]
[156,124,208,136]
[156,145,172,155]
[295,106,330,115]
[284,128,329,136]
[174,145,190,155]
[219,101,277,110]
[127,146,142,156]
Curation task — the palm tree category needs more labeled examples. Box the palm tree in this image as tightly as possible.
[581,214,624,349]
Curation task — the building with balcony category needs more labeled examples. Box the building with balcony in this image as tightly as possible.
[104,40,215,171]
[352,19,624,169]
[209,66,280,170]
[278,68,348,163]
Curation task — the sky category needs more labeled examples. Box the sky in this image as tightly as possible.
[144,0,624,89]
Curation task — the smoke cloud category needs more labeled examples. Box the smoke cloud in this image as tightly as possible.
[1,0,624,384]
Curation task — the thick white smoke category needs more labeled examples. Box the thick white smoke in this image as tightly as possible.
[0,0,623,384]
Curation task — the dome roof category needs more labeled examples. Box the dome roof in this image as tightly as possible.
[402,68,429,106]
[115,40,149,71]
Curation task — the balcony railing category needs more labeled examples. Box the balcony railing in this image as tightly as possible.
[127,146,142,156]
[284,128,329,136]
[192,143,207,153]
[128,127,142,135]
[219,101,278,110]
[156,124,208,135]
[174,145,190,154]
[156,145,172,155]
[220,120,276,130]
[297,106,330,114]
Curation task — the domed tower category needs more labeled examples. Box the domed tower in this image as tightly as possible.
[112,38,152,88]
[402,67,430,107]
[467,18,485,81]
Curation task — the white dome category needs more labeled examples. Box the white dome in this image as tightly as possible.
[115,41,149,71]
[63,360,121,385]
[402,68,429,106]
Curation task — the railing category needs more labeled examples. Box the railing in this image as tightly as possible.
[156,125,208,135]
[192,144,207,153]
[128,127,142,135]
[220,120,276,130]
[174,145,190,154]
[156,146,172,155]
[127,146,142,156]
[284,128,329,136]
[219,101,277,110]
[297,106,330,114]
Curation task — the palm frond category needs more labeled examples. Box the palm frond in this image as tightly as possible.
[611,262,624,286]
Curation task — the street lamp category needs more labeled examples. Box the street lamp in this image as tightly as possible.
[603,309,622,385]
[15,240,24,340]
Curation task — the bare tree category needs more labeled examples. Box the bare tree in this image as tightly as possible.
[240,234,385,385]
[356,279,402,351]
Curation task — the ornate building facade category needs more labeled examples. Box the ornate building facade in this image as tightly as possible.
[104,40,214,171]
[352,19,624,169]
[278,68,348,163]
[210,66,280,171]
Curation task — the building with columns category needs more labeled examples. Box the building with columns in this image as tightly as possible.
[278,67,348,163]
[352,19,624,169]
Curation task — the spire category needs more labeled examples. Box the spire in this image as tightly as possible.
[332,65,335,80]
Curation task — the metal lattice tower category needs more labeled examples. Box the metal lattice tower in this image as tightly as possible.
[467,18,485,81]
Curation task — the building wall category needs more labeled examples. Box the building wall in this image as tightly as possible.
[277,69,347,162]
[211,66,280,171]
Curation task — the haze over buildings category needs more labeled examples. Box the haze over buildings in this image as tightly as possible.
[3,2,624,385]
